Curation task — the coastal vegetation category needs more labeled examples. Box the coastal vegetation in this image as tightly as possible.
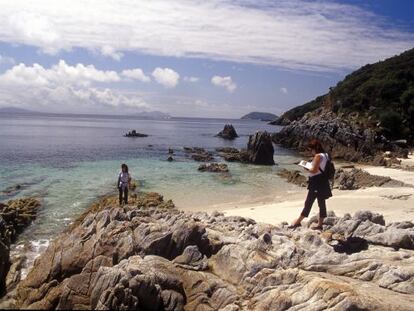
[275,48,414,143]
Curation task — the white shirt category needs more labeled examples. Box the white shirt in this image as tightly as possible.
[119,172,130,188]
[309,153,328,177]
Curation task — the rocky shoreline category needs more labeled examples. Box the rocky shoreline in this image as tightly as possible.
[272,109,409,166]
[3,192,413,310]
[277,167,411,190]
[0,198,41,299]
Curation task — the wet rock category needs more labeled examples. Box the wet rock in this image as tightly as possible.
[0,216,9,297]
[14,195,414,310]
[0,198,41,298]
[124,130,148,137]
[183,147,214,162]
[198,163,229,173]
[0,184,22,197]
[216,124,238,140]
[217,131,275,165]
[335,168,407,190]
[277,169,307,187]
[331,236,369,254]
[191,153,214,162]
[167,156,174,162]
[216,147,239,154]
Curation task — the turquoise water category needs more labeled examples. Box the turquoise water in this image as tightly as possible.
[0,112,301,255]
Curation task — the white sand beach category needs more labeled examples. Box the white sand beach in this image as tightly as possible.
[223,156,414,225]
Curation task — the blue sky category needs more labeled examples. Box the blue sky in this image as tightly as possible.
[0,0,413,118]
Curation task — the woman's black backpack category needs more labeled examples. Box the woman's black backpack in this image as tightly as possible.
[320,153,336,183]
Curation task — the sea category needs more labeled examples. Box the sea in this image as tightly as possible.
[0,112,301,272]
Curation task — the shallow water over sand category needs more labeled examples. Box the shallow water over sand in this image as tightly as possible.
[0,112,301,255]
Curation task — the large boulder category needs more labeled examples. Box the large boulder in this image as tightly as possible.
[246,131,275,165]
[217,131,275,165]
[216,124,238,140]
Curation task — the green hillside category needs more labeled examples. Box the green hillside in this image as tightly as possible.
[278,48,414,141]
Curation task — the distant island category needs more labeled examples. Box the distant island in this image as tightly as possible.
[241,111,278,121]
[0,107,171,120]
[0,107,37,114]
[134,111,171,119]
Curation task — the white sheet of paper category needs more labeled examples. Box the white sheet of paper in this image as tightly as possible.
[298,160,313,170]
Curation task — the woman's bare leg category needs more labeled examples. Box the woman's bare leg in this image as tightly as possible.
[318,217,324,227]
[293,215,305,226]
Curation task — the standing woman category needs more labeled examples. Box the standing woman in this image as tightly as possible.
[118,163,131,205]
[289,139,332,229]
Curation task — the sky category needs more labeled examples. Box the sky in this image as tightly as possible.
[0,0,413,118]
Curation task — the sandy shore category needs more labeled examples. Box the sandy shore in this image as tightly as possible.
[223,155,414,225]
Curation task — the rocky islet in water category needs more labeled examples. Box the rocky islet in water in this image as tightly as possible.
[216,124,239,140]
[124,130,149,138]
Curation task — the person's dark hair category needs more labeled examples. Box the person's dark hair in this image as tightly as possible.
[121,163,129,173]
[307,139,325,153]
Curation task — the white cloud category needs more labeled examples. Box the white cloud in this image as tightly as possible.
[184,76,199,83]
[152,67,180,88]
[0,61,148,111]
[101,45,124,61]
[121,68,151,82]
[0,0,413,71]
[211,75,237,93]
[0,54,15,65]
[280,87,288,94]
[0,60,120,87]
[7,12,62,54]
[194,99,209,108]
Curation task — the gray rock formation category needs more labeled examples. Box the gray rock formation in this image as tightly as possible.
[198,163,229,173]
[124,130,148,137]
[0,215,9,297]
[335,168,408,190]
[183,147,214,162]
[0,198,41,297]
[216,124,238,140]
[217,131,275,165]
[277,167,410,190]
[273,109,408,164]
[14,193,414,310]
[247,131,275,165]
[276,168,308,187]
